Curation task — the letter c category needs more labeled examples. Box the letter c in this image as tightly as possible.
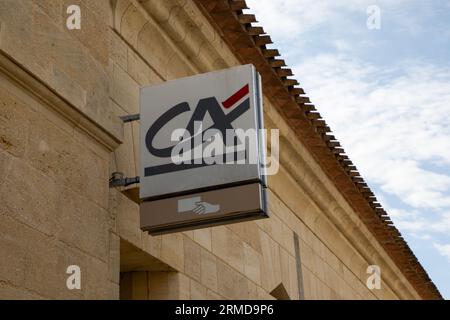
[145,102,190,158]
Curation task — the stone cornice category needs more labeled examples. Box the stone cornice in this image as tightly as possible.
[113,0,441,299]
[0,50,123,151]
[192,0,441,300]
[265,112,419,299]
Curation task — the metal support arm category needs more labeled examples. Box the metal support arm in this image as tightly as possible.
[109,172,140,188]
[120,114,140,123]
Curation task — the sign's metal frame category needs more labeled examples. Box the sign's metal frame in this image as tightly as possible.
[138,65,269,234]
[140,182,267,235]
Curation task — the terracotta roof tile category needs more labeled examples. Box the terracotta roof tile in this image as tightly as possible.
[194,0,442,300]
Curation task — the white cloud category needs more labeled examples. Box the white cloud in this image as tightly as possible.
[294,55,450,211]
[247,0,450,222]
[293,55,450,258]
[434,243,450,261]
[246,0,411,41]
[389,208,450,236]
[247,0,450,296]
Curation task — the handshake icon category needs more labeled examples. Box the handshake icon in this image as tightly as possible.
[177,196,220,215]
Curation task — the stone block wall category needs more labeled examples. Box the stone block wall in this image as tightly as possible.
[0,0,421,300]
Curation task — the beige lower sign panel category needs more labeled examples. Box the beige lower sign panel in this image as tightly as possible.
[140,183,268,235]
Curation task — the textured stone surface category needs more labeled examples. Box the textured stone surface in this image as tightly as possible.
[160,233,184,272]
[212,226,245,274]
[183,236,201,282]
[200,248,218,292]
[0,0,422,300]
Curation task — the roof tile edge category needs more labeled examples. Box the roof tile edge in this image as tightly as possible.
[194,0,442,300]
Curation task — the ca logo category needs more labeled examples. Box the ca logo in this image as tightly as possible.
[144,84,250,176]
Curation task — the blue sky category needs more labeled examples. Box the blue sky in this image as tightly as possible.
[246,0,450,298]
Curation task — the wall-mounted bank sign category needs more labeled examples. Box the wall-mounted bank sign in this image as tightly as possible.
[140,64,268,234]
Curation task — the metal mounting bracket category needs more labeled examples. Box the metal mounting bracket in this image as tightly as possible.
[109,172,140,188]
[120,114,140,123]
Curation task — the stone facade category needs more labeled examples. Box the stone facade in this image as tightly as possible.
[0,0,423,299]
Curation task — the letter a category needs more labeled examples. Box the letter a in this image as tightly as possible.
[366,5,381,30]
[66,5,81,30]
[366,265,381,290]
[66,265,81,290]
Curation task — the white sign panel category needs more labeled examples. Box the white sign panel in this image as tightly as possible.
[140,64,265,200]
